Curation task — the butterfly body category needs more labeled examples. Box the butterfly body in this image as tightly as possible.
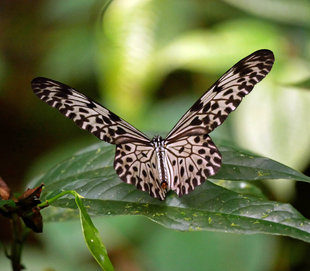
[32,49,274,200]
[151,136,170,191]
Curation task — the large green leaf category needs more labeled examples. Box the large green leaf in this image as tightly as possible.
[33,141,310,242]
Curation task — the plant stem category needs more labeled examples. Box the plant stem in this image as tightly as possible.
[37,190,81,209]
[37,190,76,209]
[10,215,29,271]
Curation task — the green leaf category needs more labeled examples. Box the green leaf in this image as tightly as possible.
[43,190,114,271]
[33,142,310,243]
[217,144,310,182]
[210,180,266,198]
[74,193,114,271]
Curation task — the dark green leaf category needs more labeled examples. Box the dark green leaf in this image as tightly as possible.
[34,142,310,242]
[216,144,310,182]
[210,180,266,198]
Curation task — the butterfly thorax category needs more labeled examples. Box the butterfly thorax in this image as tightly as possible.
[151,136,170,191]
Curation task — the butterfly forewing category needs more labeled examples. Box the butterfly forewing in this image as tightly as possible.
[31,77,150,145]
[165,135,221,196]
[114,142,166,200]
[166,49,274,143]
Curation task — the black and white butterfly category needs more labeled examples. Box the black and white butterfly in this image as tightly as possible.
[31,49,274,200]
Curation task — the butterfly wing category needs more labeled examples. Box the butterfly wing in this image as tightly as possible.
[164,49,274,197]
[165,135,221,197]
[165,49,275,143]
[31,77,150,145]
[114,142,166,200]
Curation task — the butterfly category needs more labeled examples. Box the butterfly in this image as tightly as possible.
[31,49,274,200]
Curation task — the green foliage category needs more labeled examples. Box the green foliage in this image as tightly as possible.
[73,191,114,271]
[36,190,114,270]
[33,141,310,243]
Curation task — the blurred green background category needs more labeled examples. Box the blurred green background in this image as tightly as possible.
[1,0,310,270]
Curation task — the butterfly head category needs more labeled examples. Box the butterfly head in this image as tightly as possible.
[161,181,168,191]
[151,135,164,146]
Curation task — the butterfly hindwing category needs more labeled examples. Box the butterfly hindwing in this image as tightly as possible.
[166,49,274,143]
[114,143,166,200]
[165,135,221,197]
[31,77,150,145]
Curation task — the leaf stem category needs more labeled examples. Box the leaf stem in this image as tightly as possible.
[37,190,79,208]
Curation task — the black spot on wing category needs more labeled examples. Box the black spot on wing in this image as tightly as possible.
[190,99,203,112]
[116,127,126,135]
[190,116,202,126]
[109,112,121,122]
